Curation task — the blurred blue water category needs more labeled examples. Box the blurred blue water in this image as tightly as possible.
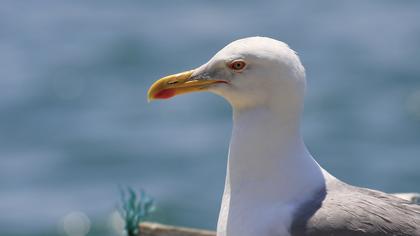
[1,1,420,235]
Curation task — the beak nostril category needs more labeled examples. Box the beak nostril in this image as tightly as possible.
[167,80,179,85]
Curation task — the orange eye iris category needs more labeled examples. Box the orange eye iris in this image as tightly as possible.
[229,60,246,71]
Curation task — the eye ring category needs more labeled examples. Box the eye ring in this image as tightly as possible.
[228,60,247,71]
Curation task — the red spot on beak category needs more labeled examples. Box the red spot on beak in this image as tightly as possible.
[154,89,176,99]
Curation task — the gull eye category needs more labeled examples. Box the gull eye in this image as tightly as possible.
[229,60,246,71]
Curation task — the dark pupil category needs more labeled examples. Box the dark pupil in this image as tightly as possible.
[235,63,241,68]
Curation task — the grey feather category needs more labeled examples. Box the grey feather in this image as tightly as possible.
[291,176,420,236]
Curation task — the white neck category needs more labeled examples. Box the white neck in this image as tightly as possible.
[217,103,325,236]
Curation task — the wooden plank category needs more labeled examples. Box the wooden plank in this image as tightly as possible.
[139,222,216,236]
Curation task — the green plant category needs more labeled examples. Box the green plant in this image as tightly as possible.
[119,187,154,236]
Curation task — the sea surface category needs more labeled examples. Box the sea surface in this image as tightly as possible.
[1,1,420,235]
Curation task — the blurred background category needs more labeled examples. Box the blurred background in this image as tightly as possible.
[1,0,420,235]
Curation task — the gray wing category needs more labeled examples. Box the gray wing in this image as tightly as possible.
[291,178,420,236]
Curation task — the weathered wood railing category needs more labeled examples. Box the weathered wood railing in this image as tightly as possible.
[140,222,216,236]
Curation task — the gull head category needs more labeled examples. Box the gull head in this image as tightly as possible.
[148,37,306,111]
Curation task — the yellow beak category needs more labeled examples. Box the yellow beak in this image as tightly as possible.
[147,70,227,101]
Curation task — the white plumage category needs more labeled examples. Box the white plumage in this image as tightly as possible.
[148,37,420,236]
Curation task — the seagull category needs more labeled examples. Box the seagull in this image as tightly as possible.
[147,37,420,236]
